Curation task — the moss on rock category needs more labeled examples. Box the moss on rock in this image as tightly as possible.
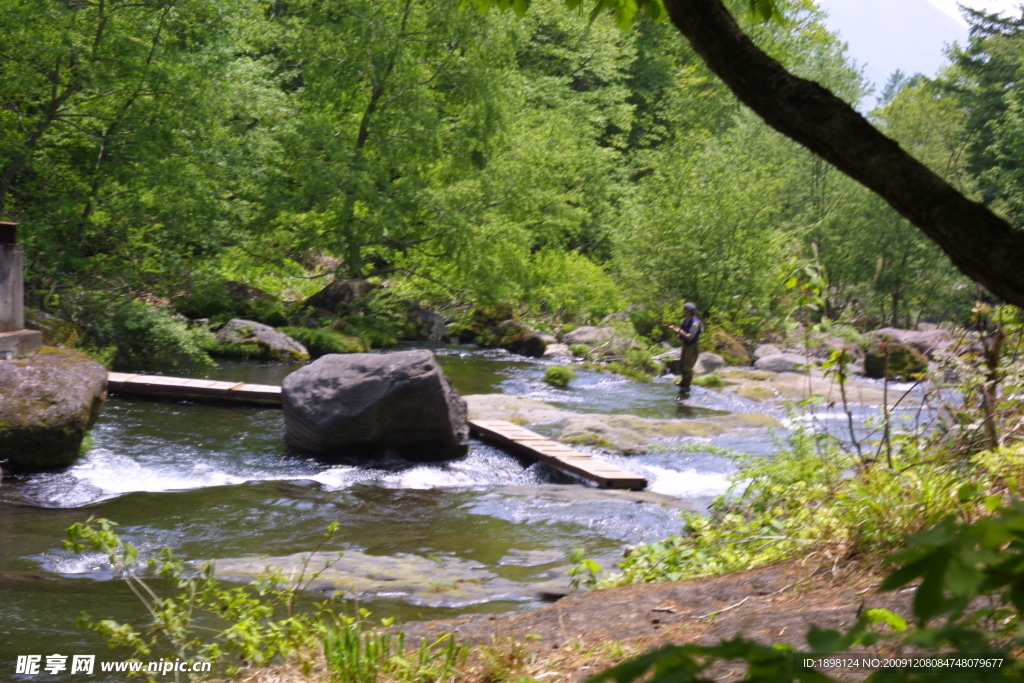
[864,342,928,380]
[0,348,107,471]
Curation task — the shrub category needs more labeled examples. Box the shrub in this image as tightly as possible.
[571,343,592,358]
[90,300,214,367]
[544,366,576,388]
[279,327,368,358]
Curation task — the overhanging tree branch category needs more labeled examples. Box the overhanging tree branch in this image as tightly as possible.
[661,0,1024,306]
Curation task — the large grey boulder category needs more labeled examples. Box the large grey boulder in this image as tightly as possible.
[305,279,375,314]
[479,319,547,357]
[694,352,726,375]
[215,319,309,361]
[754,353,808,373]
[753,344,783,359]
[0,348,107,471]
[870,327,955,359]
[404,304,449,342]
[283,350,469,460]
[562,326,639,359]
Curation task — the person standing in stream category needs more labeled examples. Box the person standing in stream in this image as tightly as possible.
[668,302,703,398]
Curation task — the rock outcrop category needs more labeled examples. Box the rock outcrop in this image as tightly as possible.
[479,319,547,358]
[694,352,726,375]
[214,319,309,361]
[0,348,107,471]
[561,326,639,359]
[283,350,469,460]
[869,328,955,359]
[403,304,450,341]
[864,342,928,380]
[305,279,375,314]
[754,353,808,373]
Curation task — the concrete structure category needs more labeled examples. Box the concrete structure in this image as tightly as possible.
[0,222,43,356]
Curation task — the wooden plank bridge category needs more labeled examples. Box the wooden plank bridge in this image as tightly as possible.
[107,372,283,406]
[468,419,647,490]
[106,373,647,490]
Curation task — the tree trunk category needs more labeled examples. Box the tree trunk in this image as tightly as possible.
[663,0,1024,307]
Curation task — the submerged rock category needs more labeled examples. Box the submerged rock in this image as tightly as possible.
[214,319,309,361]
[0,348,107,471]
[214,549,569,608]
[464,394,778,454]
[283,350,469,460]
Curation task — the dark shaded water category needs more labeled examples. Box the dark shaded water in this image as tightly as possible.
[2,345,883,681]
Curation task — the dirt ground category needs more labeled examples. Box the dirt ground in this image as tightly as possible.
[224,561,914,682]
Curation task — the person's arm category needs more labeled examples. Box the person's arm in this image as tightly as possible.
[669,324,693,342]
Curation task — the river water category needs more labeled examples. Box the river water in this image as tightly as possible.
[1,345,884,681]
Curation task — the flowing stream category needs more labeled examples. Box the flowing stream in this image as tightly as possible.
[1,345,905,681]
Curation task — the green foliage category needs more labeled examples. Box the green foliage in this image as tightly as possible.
[89,301,215,368]
[604,420,976,586]
[323,612,465,683]
[589,502,1024,683]
[279,327,369,358]
[64,518,345,680]
[571,344,594,358]
[544,365,577,387]
[527,250,623,323]
[568,548,602,590]
[692,374,724,388]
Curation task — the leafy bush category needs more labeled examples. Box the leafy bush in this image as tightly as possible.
[571,343,593,358]
[592,500,1024,683]
[64,518,343,679]
[528,250,623,323]
[604,422,976,586]
[279,326,368,358]
[89,300,214,367]
[544,366,576,388]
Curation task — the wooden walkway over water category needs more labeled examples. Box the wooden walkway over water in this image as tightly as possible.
[468,419,647,490]
[107,372,283,405]
[106,373,647,489]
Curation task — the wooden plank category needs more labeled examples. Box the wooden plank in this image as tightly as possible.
[469,419,646,490]
[107,372,282,406]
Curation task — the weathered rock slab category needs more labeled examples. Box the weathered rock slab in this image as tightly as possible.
[215,319,309,361]
[214,549,569,608]
[283,350,469,460]
[465,394,778,454]
[0,348,107,471]
[754,353,807,373]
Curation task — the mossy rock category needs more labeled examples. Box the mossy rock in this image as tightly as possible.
[708,329,752,366]
[478,319,546,357]
[864,342,928,380]
[0,348,107,471]
[25,310,84,347]
[456,305,516,343]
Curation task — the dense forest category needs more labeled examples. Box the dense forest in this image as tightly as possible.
[2,0,1023,363]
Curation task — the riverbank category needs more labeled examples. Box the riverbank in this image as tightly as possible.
[215,560,911,683]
